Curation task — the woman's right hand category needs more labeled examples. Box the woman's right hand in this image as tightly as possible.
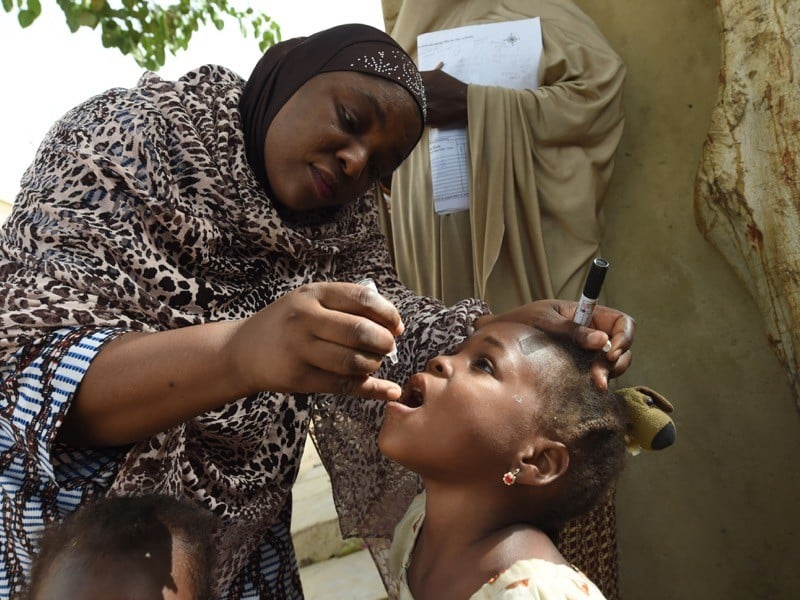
[226,282,404,401]
[61,282,404,448]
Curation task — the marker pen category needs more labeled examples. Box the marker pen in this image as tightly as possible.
[572,258,610,327]
[357,278,399,364]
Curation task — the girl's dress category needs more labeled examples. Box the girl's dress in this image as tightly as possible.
[390,494,608,600]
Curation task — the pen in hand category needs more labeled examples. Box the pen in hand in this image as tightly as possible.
[573,258,612,352]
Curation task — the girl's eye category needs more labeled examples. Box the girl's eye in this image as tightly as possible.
[472,357,495,375]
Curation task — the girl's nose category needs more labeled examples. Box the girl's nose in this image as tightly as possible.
[426,355,453,377]
[338,142,369,181]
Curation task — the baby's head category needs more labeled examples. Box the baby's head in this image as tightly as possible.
[379,320,626,532]
[27,494,216,600]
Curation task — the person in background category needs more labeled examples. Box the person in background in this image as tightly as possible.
[0,22,634,599]
[26,495,216,600]
[380,0,625,314]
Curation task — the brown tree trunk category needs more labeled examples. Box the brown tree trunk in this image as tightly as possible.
[695,0,800,410]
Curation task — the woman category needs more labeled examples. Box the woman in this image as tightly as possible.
[0,24,633,598]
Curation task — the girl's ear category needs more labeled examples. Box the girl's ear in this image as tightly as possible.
[514,440,569,487]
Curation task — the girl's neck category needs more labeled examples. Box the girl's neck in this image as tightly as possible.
[420,484,512,548]
[407,483,563,600]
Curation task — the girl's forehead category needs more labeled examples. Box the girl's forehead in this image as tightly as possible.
[518,331,550,355]
[471,322,553,355]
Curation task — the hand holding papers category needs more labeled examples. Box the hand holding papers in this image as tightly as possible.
[417,18,543,214]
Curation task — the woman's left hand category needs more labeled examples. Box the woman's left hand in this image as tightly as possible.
[475,299,635,390]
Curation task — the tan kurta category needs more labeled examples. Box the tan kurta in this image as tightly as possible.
[383,0,625,313]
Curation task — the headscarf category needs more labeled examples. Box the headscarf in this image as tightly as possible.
[239,23,426,197]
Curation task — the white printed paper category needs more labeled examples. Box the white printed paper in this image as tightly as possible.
[417,18,543,214]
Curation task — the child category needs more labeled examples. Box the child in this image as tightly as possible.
[379,320,627,599]
[26,494,216,600]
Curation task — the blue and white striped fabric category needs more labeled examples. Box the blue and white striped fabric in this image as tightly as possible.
[0,327,123,597]
[226,509,304,600]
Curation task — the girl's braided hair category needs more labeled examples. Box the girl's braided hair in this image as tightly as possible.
[534,335,627,534]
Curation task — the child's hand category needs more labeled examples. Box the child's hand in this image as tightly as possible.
[474,299,635,390]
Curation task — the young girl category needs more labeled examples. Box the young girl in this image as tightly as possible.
[379,320,627,599]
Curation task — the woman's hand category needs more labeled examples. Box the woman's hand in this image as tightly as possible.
[60,282,404,448]
[475,299,635,390]
[421,63,468,129]
[226,282,404,401]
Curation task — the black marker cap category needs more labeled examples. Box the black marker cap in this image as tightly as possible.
[582,258,610,300]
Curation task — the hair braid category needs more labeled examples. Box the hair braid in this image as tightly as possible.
[536,337,627,533]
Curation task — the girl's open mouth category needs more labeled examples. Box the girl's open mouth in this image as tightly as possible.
[399,386,423,408]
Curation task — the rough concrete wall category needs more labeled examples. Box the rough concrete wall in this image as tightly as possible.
[572,1,800,598]
[696,0,800,411]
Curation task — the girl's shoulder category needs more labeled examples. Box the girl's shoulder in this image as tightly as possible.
[483,524,564,567]
[475,557,606,599]
[474,527,605,598]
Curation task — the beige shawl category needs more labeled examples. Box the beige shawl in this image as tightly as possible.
[383,0,625,313]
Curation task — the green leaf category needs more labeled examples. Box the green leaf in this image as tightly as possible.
[14,0,281,72]
[17,9,35,27]
[76,11,98,28]
[2,0,12,13]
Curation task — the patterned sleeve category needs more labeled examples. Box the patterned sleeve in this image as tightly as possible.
[0,326,128,595]
[1,325,128,476]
